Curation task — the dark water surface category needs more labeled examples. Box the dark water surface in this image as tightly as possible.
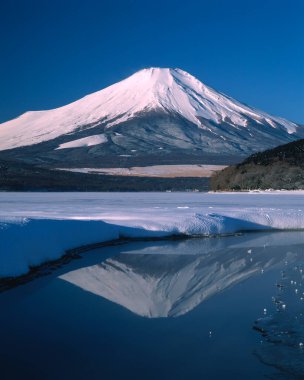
[1,231,304,380]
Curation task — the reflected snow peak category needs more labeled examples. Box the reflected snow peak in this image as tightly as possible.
[61,232,304,318]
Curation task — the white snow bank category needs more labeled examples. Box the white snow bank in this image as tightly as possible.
[1,209,304,278]
[0,219,118,278]
[1,192,304,278]
[56,134,107,149]
[176,210,304,235]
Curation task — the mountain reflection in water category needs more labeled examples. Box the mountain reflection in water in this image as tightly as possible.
[61,232,304,318]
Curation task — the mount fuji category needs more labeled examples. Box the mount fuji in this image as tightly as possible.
[0,68,302,167]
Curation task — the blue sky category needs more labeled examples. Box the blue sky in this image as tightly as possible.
[0,0,303,123]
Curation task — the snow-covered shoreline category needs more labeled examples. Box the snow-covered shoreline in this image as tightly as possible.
[1,192,304,278]
[58,164,227,178]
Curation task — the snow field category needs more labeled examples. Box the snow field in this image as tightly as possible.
[1,192,304,278]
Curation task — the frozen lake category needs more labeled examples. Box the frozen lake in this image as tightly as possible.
[1,192,304,378]
[1,231,304,379]
[1,191,304,222]
[1,191,304,277]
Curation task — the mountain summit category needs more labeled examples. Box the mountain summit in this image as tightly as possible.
[0,68,302,167]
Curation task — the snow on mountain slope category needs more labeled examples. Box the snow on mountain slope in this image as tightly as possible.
[56,134,107,150]
[0,68,300,151]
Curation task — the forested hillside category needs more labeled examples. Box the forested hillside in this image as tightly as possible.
[211,139,304,190]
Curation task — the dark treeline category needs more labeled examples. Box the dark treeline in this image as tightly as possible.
[211,139,304,191]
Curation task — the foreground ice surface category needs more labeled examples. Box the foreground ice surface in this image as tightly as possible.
[254,261,304,379]
[1,192,304,278]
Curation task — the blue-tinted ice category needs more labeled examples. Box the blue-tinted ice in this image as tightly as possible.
[254,261,304,379]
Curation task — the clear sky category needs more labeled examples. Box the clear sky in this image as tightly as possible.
[0,0,303,124]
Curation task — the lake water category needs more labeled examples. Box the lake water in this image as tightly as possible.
[1,231,304,380]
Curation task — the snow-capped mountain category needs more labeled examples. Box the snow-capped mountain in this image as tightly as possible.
[0,68,302,167]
